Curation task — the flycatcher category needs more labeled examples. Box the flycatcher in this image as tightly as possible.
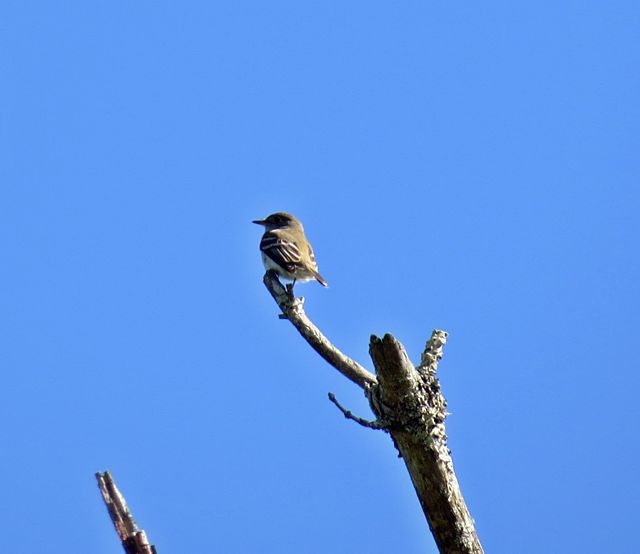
[253,212,329,287]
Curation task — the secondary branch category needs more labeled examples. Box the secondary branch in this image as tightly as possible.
[262,270,377,389]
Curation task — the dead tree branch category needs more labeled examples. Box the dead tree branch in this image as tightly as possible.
[327,392,387,430]
[263,270,377,389]
[96,471,157,554]
[261,274,484,554]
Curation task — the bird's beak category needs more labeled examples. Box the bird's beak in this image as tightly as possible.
[252,219,266,225]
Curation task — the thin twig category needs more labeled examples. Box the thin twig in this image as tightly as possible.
[327,392,387,430]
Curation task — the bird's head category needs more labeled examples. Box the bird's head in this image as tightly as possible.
[252,212,301,231]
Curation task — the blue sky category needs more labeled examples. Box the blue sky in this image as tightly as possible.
[1,1,639,552]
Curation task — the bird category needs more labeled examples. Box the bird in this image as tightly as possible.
[253,212,328,287]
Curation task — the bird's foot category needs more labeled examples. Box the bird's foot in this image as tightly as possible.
[285,282,295,301]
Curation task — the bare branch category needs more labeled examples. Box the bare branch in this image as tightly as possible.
[96,471,157,554]
[262,270,377,389]
[327,392,387,430]
[418,329,449,376]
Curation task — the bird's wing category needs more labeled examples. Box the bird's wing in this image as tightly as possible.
[260,231,302,270]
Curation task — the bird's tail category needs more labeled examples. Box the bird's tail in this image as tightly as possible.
[311,270,329,287]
